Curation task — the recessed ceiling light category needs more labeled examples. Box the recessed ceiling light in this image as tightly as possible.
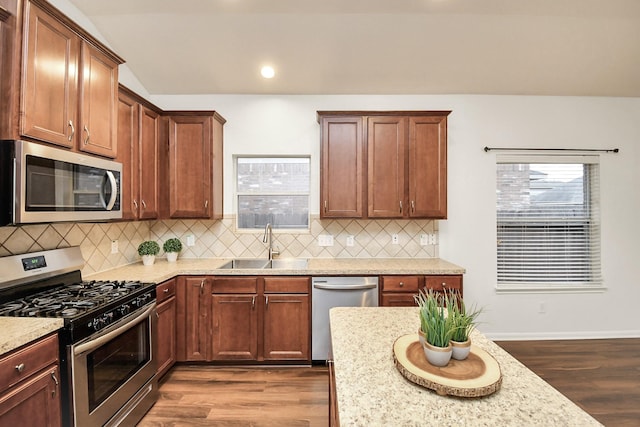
[261,66,275,79]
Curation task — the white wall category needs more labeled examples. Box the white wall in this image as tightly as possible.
[151,93,640,340]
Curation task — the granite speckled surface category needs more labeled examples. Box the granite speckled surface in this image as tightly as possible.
[330,307,602,427]
[0,317,63,355]
[85,257,465,282]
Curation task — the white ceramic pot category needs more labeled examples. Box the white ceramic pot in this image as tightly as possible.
[451,339,471,360]
[422,341,452,367]
[418,329,426,347]
[142,255,156,266]
[166,252,178,262]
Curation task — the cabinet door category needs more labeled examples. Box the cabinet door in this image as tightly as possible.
[79,42,118,158]
[22,2,78,148]
[138,106,159,219]
[156,295,176,378]
[178,277,211,361]
[320,116,364,218]
[408,115,447,218]
[117,92,138,220]
[263,293,310,361]
[367,116,407,218]
[0,365,61,427]
[211,294,258,360]
[168,115,212,218]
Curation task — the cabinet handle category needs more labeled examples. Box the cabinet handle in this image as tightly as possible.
[83,125,90,145]
[265,295,269,307]
[399,200,403,213]
[164,288,169,293]
[324,200,327,213]
[399,281,404,287]
[441,282,447,289]
[251,295,256,309]
[204,200,209,208]
[141,200,147,209]
[51,371,59,397]
[411,200,415,213]
[133,199,138,210]
[15,363,25,373]
[200,279,205,294]
[68,120,75,142]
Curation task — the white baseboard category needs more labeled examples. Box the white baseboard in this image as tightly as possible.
[485,330,640,341]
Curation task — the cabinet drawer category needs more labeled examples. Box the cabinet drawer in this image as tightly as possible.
[156,279,176,304]
[264,277,310,293]
[424,275,462,293]
[0,334,58,394]
[211,277,258,293]
[381,276,420,292]
[380,293,418,307]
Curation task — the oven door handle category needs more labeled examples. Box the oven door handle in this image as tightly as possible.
[73,303,155,356]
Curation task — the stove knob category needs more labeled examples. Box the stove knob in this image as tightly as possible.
[103,312,113,326]
[92,318,103,331]
[119,304,130,316]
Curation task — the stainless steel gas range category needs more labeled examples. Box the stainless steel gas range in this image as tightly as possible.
[0,247,157,427]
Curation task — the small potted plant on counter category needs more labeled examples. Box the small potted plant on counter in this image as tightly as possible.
[417,288,456,367]
[138,240,160,266]
[163,237,183,262]
[447,291,482,361]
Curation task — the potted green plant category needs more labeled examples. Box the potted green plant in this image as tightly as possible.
[162,237,183,262]
[447,290,482,360]
[416,288,456,367]
[138,240,160,266]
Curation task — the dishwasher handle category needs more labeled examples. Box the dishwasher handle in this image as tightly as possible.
[313,283,378,291]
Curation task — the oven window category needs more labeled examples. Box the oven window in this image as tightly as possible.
[86,319,150,412]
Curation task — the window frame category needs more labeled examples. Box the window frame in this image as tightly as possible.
[234,155,311,232]
[495,154,604,294]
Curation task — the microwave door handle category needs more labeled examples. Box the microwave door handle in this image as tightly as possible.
[104,171,117,211]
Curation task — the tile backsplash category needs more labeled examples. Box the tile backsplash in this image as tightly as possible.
[0,216,439,276]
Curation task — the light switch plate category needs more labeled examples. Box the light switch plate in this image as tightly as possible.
[420,234,428,246]
[111,240,118,254]
[346,235,355,247]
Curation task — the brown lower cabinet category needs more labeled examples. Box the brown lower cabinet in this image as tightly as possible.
[155,279,176,378]
[0,334,61,426]
[176,276,311,363]
[379,275,463,307]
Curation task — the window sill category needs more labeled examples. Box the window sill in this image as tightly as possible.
[495,284,606,294]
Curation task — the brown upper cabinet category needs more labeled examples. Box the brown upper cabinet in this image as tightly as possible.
[117,86,160,220]
[1,0,122,157]
[318,111,450,219]
[166,112,225,219]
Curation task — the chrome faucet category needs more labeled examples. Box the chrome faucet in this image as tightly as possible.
[263,223,280,260]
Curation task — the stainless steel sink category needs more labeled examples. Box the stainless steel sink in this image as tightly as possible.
[217,258,308,270]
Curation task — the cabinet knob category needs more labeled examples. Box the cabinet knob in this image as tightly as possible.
[441,282,447,289]
[399,282,404,287]
[15,363,25,373]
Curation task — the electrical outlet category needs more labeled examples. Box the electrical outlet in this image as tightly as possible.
[111,240,118,254]
[186,235,196,247]
[420,234,428,246]
[392,233,399,244]
[346,235,355,247]
[428,233,437,245]
[318,235,334,247]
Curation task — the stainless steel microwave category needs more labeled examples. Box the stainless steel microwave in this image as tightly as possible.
[0,140,122,225]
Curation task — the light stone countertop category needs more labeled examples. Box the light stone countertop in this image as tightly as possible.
[0,317,63,355]
[330,307,602,427]
[85,257,465,283]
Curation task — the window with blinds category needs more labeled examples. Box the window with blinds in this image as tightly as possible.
[496,155,602,291]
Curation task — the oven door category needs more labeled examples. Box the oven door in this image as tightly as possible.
[70,304,157,427]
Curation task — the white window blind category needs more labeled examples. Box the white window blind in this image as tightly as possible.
[496,155,602,291]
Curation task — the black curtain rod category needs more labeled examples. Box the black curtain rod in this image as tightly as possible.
[483,146,619,153]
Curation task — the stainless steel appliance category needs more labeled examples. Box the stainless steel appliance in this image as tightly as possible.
[0,247,157,427]
[311,276,378,361]
[0,140,122,226]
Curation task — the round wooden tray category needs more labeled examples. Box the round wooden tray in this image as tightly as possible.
[393,334,502,397]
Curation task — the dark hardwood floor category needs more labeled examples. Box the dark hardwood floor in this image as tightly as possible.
[495,338,640,427]
[138,339,640,426]
[137,365,329,426]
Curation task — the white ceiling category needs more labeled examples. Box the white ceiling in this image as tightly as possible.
[67,0,640,97]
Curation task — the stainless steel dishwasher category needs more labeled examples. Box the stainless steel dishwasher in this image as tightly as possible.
[312,276,378,361]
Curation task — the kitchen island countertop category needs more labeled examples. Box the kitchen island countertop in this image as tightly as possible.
[85,257,465,283]
[330,307,602,426]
